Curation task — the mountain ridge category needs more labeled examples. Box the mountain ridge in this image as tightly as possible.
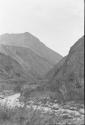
[0,32,62,79]
[46,36,84,102]
[0,32,62,65]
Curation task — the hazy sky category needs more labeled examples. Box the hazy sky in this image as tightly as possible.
[0,0,84,56]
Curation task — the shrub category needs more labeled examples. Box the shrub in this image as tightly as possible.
[0,107,11,121]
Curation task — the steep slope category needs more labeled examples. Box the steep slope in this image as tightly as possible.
[47,36,84,101]
[0,45,54,79]
[46,56,67,80]
[0,52,36,91]
[0,32,62,78]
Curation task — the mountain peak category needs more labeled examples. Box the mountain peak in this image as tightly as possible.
[0,32,62,79]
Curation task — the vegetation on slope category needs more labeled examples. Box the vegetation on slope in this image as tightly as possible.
[47,36,84,102]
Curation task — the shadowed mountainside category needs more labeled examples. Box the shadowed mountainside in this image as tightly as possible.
[46,56,67,81]
[0,52,38,91]
[46,36,84,102]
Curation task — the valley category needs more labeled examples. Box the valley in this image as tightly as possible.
[0,33,84,125]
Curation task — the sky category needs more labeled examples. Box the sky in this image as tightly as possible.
[0,0,84,56]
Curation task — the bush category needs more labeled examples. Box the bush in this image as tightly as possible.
[0,107,11,121]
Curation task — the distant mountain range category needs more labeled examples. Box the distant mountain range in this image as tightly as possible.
[0,32,62,79]
[46,36,84,102]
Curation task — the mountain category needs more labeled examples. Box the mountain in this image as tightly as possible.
[0,32,62,79]
[0,52,36,91]
[46,56,67,81]
[47,36,84,102]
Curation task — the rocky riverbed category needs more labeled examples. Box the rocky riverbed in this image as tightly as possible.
[0,93,84,125]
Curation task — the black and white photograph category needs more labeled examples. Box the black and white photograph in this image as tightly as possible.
[0,0,84,125]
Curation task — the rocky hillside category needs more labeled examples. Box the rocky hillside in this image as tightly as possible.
[46,56,67,81]
[0,52,36,91]
[47,36,84,102]
[0,32,62,78]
